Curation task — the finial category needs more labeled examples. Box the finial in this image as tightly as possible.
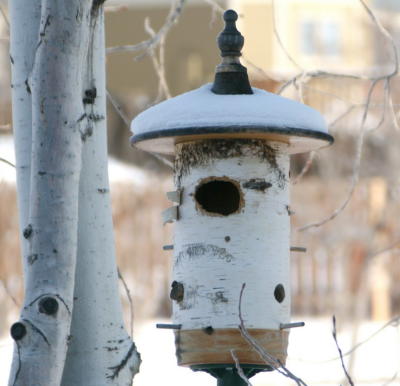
[211,9,253,95]
[217,10,243,57]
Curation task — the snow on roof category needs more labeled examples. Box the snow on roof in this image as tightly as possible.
[131,83,332,154]
[132,84,327,134]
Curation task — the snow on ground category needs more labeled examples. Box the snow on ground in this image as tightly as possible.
[0,135,150,186]
[0,135,16,184]
[1,317,400,385]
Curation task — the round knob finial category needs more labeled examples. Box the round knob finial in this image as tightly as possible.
[224,9,238,22]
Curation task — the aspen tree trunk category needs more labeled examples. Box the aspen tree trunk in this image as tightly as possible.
[9,0,41,270]
[9,1,140,385]
[61,9,140,385]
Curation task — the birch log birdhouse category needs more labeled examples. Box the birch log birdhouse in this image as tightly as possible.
[131,9,333,382]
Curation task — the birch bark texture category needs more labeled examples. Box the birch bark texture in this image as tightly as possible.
[61,9,140,385]
[9,0,41,271]
[171,139,290,366]
[9,1,140,385]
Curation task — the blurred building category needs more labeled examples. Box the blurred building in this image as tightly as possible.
[231,0,375,78]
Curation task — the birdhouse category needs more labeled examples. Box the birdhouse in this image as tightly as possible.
[130,10,333,384]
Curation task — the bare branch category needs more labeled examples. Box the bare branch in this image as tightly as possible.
[292,151,316,185]
[298,79,379,231]
[106,0,186,56]
[340,315,400,360]
[0,157,15,168]
[242,58,282,84]
[0,277,19,306]
[359,0,398,78]
[144,18,171,101]
[238,283,308,386]
[271,0,302,72]
[106,89,130,127]
[202,0,225,15]
[332,316,355,386]
[230,349,253,386]
[369,239,400,258]
[328,105,356,129]
[278,70,371,96]
[106,88,173,169]
[387,81,400,130]
[118,268,134,338]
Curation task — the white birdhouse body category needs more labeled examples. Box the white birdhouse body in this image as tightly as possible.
[173,139,290,329]
[171,139,291,366]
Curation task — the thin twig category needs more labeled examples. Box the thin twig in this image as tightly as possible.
[0,157,15,168]
[332,316,355,386]
[0,277,19,306]
[369,239,400,258]
[271,0,302,71]
[359,0,399,76]
[387,80,400,130]
[230,349,253,386]
[292,151,316,185]
[340,315,400,360]
[106,0,186,56]
[106,89,174,170]
[298,79,379,231]
[278,70,371,96]
[328,105,356,129]
[106,90,130,127]
[202,0,225,14]
[144,18,171,101]
[242,57,282,84]
[238,283,308,386]
[118,268,134,338]
[278,0,399,98]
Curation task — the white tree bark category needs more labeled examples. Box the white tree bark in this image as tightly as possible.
[9,1,140,384]
[8,0,92,383]
[9,0,41,269]
[61,9,140,385]
[7,1,137,385]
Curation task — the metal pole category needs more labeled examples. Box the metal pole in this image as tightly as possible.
[191,365,267,386]
[216,369,248,386]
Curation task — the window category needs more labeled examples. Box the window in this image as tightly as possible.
[300,19,341,57]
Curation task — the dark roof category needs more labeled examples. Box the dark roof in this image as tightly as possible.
[372,0,400,11]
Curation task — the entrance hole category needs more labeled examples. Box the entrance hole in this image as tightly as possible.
[195,178,242,216]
